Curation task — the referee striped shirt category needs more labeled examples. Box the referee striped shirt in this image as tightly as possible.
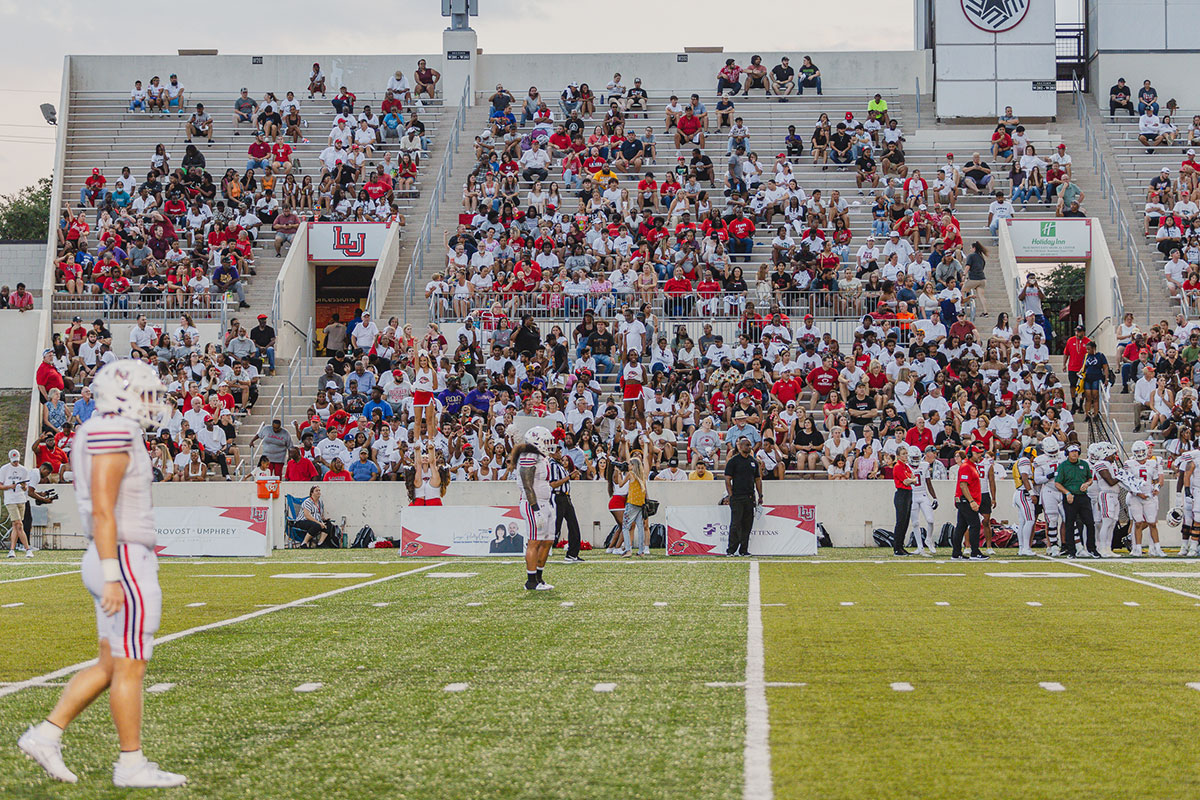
[548,458,570,497]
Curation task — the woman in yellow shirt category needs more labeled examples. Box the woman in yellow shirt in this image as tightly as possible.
[620,455,650,557]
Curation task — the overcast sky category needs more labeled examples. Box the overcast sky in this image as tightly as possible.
[0,0,924,195]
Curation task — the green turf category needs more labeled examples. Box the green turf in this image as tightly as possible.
[3,550,1199,798]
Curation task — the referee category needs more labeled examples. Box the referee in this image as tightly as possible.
[549,451,584,563]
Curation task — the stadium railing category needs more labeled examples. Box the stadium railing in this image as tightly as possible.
[51,294,230,326]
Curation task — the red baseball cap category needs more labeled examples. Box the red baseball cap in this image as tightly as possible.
[945,153,954,159]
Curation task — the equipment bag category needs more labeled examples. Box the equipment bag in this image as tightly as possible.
[989,525,1016,548]
[938,522,956,548]
[351,525,377,549]
[649,523,666,549]
[816,523,833,548]
[872,527,894,547]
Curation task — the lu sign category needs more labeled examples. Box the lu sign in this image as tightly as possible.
[961,0,1030,33]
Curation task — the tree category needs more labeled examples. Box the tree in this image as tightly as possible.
[0,176,52,241]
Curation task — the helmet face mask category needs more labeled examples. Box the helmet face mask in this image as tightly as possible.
[1168,506,1184,527]
[524,425,554,455]
[1131,440,1149,460]
[1040,436,1060,456]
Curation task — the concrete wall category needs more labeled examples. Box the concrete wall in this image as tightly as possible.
[1091,53,1200,113]
[0,311,43,389]
[366,223,402,319]
[0,244,48,295]
[274,224,313,355]
[40,476,1182,551]
[934,0,1056,119]
[1087,0,1200,109]
[1086,221,1121,356]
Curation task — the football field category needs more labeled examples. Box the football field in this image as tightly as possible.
[3,549,1200,799]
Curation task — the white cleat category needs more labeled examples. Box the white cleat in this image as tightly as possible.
[1048,545,1061,557]
[18,727,78,784]
[1131,545,1143,557]
[534,582,554,591]
[26,548,35,558]
[1101,550,1120,558]
[112,759,187,788]
[6,551,14,558]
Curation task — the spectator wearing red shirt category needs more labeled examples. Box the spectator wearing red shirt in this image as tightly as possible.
[728,208,756,263]
[1062,324,1090,411]
[675,107,704,148]
[904,416,934,452]
[80,168,108,207]
[1120,333,1148,393]
[36,350,64,401]
[322,457,353,481]
[247,134,271,170]
[771,374,803,406]
[9,283,34,312]
[891,446,917,556]
[663,269,694,316]
[284,448,319,481]
[806,356,840,410]
[952,447,985,559]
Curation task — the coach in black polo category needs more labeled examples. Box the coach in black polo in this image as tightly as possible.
[724,435,763,557]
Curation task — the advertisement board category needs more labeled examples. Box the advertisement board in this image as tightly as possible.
[154,506,269,557]
[307,222,392,263]
[401,506,529,556]
[1007,218,1092,261]
[665,505,818,556]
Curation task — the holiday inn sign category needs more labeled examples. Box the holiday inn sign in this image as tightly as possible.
[1006,218,1092,261]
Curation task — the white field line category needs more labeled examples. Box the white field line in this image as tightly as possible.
[1039,682,1066,692]
[891,682,914,692]
[1038,555,1200,601]
[593,682,617,693]
[0,562,446,700]
[0,570,80,584]
[743,560,773,800]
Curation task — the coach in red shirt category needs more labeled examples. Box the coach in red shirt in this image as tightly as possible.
[891,446,917,556]
[952,446,985,560]
[1062,323,1090,412]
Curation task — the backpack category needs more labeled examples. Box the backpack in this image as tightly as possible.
[816,523,833,548]
[872,527,894,547]
[649,523,665,549]
[937,522,956,548]
[351,525,376,548]
[989,525,1016,548]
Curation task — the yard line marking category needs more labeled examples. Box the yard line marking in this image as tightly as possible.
[707,681,745,688]
[465,602,483,607]
[903,573,966,577]
[985,572,1086,578]
[1038,555,1200,601]
[839,601,855,606]
[560,601,575,607]
[762,603,786,607]
[934,601,950,606]
[593,682,617,693]
[765,682,807,688]
[191,574,254,578]
[0,562,447,699]
[0,570,80,584]
[2,602,25,608]
[270,572,375,579]
[372,602,390,608]
[1137,572,1200,578]
[891,682,914,692]
[427,572,478,579]
[185,602,206,608]
[744,560,773,800]
[1039,682,1066,692]
[1027,601,1043,606]
[293,683,323,693]
[0,681,65,687]
[653,601,669,607]
[444,683,469,693]
[1187,683,1200,692]
[147,683,176,694]
[1123,601,1140,606]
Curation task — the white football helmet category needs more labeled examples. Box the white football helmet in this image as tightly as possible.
[92,359,171,430]
[1041,436,1060,456]
[1131,440,1149,460]
[1168,506,1184,528]
[524,426,554,455]
[1087,442,1118,462]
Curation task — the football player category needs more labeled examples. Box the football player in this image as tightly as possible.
[1178,445,1200,556]
[1087,442,1122,558]
[1034,437,1064,556]
[1126,440,1163,556]
[1012,445,1038,556]
[909,446,939,556]
[19,360,186,788]
[514,426,556,590]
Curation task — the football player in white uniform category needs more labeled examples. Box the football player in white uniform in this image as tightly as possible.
[1177,448,1200,556]
[1034,437,1064,555]
[19,360,186,788]
[1012,445,1037,556]
[514,426,556,590]
[1125,440,1163,556]
[909,446,939,556]
[1087,442,1122,558]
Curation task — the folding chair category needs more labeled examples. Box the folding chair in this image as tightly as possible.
[283,495,307,548]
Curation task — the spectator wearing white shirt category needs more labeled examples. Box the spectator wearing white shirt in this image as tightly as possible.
[882,231,914,265]
[987,190,1015,236]
[1017,311,1042,348]
[912,310,947,343]
[1139,109,1166,151]
[128,314,155,357]
[519,141,551,182]
[352,312,380,353]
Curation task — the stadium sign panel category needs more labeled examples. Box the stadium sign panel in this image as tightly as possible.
[665,505,818,556]
[307,222,392,263]
[401,506,531,556]
[961,0,1030,32]
[154,506,269,557]
[1006,218,1092,261]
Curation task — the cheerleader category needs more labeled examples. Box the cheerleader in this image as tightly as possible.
[620,350,648,425]
[411,350,439,441]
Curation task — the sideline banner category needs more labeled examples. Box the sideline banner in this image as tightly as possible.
[154,506,269,557]
[665,505,818,556]
[401,506,528,556]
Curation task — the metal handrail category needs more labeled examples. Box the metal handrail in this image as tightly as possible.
[401,76,471,323]
[914,77,920,128]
